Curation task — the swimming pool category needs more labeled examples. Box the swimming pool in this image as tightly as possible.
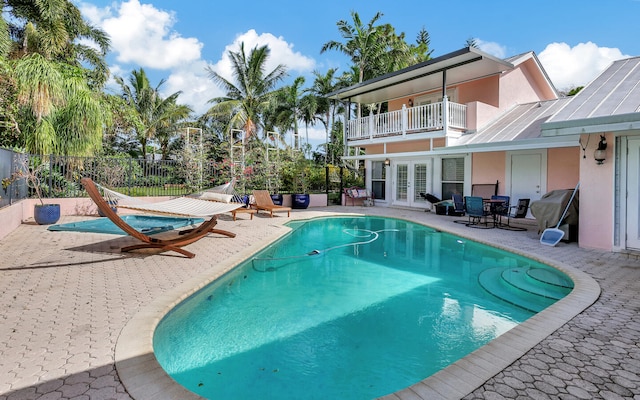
[153,216,573,399]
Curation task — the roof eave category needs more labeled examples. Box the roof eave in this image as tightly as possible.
[327,46,515,102]
[542,113,640,136]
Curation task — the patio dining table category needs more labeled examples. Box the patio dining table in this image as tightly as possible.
[483,198,508,228]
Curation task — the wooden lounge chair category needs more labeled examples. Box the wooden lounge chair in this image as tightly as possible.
[81,178,241,258]
[252,190,291,217]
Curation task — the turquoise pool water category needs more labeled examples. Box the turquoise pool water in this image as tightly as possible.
[48,215,204,235]
[153,216,573,399]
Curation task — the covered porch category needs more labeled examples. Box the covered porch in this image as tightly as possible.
[346,97,467,141]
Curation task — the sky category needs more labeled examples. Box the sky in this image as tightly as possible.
[76,0,640,151]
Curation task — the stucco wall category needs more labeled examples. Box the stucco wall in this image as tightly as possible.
[499,61,554,108]
[578,133,613,250]
[547,147,580,190]
[458,76,499,106]
[387,141,431,153]
[472,152,506,191]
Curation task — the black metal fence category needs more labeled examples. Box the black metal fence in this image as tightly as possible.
[0,150,227,207]
[0,149,365,208]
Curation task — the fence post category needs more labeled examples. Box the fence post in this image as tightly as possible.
[339,166,344,206]
[325,166,329,206]
[127,158,132,195]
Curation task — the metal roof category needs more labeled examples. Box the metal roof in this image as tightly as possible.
[327,47,515,104]
[547,56,640,122]
[456,98,573,146]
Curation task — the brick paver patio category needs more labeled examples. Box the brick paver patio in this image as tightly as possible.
[0,206,638,399]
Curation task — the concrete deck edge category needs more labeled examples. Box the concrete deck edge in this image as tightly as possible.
[114,213,602,400]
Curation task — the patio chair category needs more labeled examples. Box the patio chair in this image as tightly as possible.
[510,198,530,219]
[452,194,465,216]
[496,198,529,231]
[471,180,499,199]
[464,196,491,228]
[252,190,291,217]
[81,178,241,258]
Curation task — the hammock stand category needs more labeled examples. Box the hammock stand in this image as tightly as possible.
[81,178,241,258]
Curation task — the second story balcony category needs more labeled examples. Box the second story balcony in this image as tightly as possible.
[346,99,467,142]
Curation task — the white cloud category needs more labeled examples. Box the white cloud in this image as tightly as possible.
[538,42,628,91]
[476,40,507,59]
[162,60,224,115]
[80,0,317,116]
[210,29,316,83]
[81,0,203,70]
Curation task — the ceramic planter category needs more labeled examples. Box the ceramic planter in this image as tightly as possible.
[291,194,310,209]
[34,203,61,225]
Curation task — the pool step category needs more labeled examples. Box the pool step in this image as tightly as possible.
[501,268,572,300]
[527,267,574,289]
[478,267,572,313]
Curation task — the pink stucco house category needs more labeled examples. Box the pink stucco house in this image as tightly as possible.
[329,46,640,253]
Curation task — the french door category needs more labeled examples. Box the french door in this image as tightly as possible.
[626,138,640,250]
[393,161,430,209]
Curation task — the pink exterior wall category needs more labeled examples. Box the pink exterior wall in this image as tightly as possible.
[499,59,556,108]
[548,147,580,190]
[466,101,500,132]
[472,152,506,191]
[578,133,613,250]
[388,141,431,153]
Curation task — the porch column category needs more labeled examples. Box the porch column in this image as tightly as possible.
[402,104,408,137]
[442,95,449,138]
[368,113,374,140]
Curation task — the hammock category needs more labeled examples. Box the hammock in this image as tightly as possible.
[81,178,240,258]
[190,178,246,205]
[97,182,242,217]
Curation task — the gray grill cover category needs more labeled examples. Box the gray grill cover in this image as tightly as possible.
[530,189,579,232]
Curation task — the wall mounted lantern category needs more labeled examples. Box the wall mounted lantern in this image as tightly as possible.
[408,99,413,107]
[384,158,390,166]
[594,135,607,165]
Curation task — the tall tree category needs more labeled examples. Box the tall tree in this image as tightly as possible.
[308,68,345,164]
[0,0,111,155]
[115,68,190,160]
[271,76,309,149]
[412,27,434,63]
[320,11,386,85]
[155,101,192,160]
[6,0,110,87]
[206,43,287,141]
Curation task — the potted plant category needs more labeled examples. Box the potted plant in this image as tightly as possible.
[7,155,61,225]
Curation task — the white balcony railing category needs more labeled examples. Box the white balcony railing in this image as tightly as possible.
[346,99,467,141]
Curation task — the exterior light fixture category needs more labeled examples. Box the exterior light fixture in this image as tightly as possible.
[594,135,607,165]
[384,158,390,166]
[408,99,413,107]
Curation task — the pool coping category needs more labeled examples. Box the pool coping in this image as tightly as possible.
[114,214,601,400]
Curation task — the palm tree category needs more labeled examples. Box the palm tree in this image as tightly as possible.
[321,11,411,121]
[309,68,345,164]
[6,0,110,86]
[321,11,386,85]
[206,42,287,141]
[271,76,308,149]
[0,0,111,155]
[155,101,193,160]
[116,68,189,160]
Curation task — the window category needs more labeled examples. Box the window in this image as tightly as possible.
[371,161,386,200]
[441,157,464,200]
